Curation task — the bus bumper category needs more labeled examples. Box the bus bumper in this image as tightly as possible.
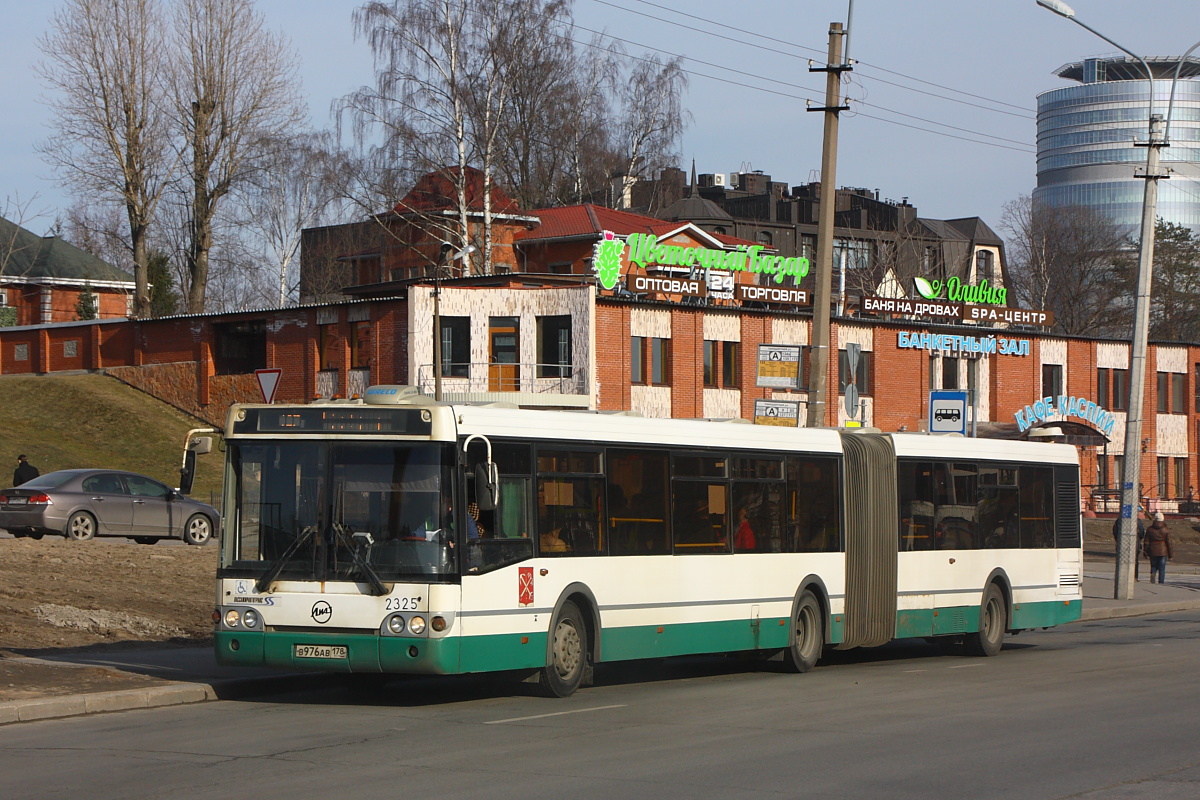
[215,630,462,675]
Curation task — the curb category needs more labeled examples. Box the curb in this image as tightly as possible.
[0,672,332,726]
[1078,600,1200,621]
[0,682,216,725]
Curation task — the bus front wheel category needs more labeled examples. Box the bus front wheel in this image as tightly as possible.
[966,583,1006,657]
[783,590,823,673]
[538,600,587,697]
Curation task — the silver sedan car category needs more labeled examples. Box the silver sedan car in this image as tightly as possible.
[0,469,219,545]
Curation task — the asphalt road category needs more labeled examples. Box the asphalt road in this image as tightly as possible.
[2,612,1199,800]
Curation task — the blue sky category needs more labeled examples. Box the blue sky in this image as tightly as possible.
[3,0,1198,235]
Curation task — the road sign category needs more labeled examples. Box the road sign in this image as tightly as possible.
[255,369,282,404]
[929,390,968,434]
[844,383,859,418]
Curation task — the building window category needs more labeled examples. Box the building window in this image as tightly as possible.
[1158,457,1169,498]
[1098,367,1110,407]
[1114,456,1124,489]
[537,316,572,378]
[1042,364,1063,399]
[650,337,670,385]
[1097,455,1109,490]
[722,341,739,388]
[213,321,267,375]
[838,349,872,396]
[1173,373,1186,414]
[1174,458,1187,500]
[631,336,645,385]
[966,358,979,395]
[547,262,573,275]
[1112,368,1128,411]
[437,316,470,377]
[703,341,717,387]
[975,250,995,283]
[834,238,871,272]
[757,231,773,246]
[319,324,340,372]
[942,357,960,390]
[350,322,370,369]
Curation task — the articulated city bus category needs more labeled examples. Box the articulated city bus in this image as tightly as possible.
[203,386,1083,696]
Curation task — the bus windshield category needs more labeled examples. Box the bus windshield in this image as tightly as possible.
[222,440,457,583]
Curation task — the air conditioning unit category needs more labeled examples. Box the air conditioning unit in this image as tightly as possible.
[713,173,727,188]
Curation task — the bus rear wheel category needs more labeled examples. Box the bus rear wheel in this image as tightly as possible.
[538,600,587,697]
[783,590,823,673]
[966,583,1006,657]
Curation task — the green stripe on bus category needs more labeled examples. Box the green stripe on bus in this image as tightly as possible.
[1011,599,1081,628]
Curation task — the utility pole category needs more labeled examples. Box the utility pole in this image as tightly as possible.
[805,22,851,428]
[1115,113,1166,599]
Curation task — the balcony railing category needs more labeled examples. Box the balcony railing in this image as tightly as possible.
[415,362,586,397]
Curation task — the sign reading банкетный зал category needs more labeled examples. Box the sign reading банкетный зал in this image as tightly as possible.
[897,331,1031,356]
[1014,395,1116,437]
[592,230,810,291]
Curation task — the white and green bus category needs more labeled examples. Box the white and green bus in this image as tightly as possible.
[205,385,1083,697]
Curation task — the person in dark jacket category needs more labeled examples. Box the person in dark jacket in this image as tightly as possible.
[13,454,39,486]
[1112,509,1146,580]
[1144,512,1173,584]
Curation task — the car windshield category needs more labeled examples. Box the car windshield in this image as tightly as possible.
[221,440,457,583]
[14,472,74,490]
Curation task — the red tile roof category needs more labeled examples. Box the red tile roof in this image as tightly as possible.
[393,167,522,215]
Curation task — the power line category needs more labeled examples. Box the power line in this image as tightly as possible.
[596,0,1036,118]
[561,13,1036,153]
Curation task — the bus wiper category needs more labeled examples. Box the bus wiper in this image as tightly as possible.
[255,525,317,593]
[331,522,390,596]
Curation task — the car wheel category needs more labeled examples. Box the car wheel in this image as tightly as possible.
[133,536,158,545]
[66,512,97,541]
[183,514,212,546]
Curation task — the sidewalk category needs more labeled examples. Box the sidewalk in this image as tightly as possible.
[3,560,1199,726]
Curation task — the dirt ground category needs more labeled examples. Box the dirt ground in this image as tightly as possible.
[1,519,1198,703]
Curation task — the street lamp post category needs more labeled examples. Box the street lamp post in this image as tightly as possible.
[432,244,476,401]
[1036,0,1196,599]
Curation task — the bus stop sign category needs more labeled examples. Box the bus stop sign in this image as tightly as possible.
[929,390,968,434]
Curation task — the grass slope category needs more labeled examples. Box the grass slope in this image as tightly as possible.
[0,374,223,504]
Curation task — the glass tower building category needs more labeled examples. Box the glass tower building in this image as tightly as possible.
[1035,56,1200,233]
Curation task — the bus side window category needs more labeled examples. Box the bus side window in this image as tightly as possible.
[607,449,669,555]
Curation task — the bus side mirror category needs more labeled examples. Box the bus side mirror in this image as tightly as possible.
[475,462,499,511]
[180,449,197,495]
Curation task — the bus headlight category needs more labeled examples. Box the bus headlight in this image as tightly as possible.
[242,609,260,629]
[385,614,405,634]
[224,609,241,628]
[408,616,427,635]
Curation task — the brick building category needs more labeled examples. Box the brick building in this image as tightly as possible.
[1,215,134,326]
[2,172,1197,515]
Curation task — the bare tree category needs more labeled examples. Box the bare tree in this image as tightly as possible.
[232,132,347,306]
[63,198,132,272]
[37,0,174,317]
[616,54,688,211]
[1001,195,1132,337]
[170,0,306,313]
[346,0,475,261]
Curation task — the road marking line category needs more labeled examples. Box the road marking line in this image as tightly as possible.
[484,704,627,724]
[948,663,983,669]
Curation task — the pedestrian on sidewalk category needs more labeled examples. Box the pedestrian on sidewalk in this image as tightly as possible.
[1113,508,1146,580]
[13,454,39,486]
[1144,512,1173,584]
